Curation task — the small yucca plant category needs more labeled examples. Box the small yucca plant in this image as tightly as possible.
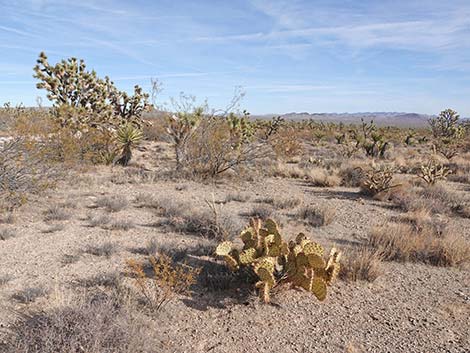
[114,123,143,166]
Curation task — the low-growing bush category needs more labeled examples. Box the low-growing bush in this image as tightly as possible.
[298,205,336,227]
[43,205,72,222]
[369,222,469,266]
[339,247,384,282]
[94,195,129,212]
[126,253,200,311]
[3,293,157,353]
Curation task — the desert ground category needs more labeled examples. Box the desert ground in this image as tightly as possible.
[1,126,469,353]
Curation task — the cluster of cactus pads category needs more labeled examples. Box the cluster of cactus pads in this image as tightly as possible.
[215,218,341,303]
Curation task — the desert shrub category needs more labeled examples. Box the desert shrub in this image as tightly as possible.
[307,168,341,187]
[225,192,251,203]
[134,192,158,208]
[84,242,118,257]
[245,205,274,220]
[126,253,200,311]
[0,274,12,286]
[0,227,17,240]
[417,160,452,185]
[270,125,303,160]
[298,205,335,227]
[155,197,242,240]
[0,212,15,224]
[338,164,365,187]
[3,293,157,353]
[182,116,267,178]
[359,164,399,196]
[339,247,383,282]
[42,224,65,234]
[369,222,469,266]
[43,205,71,222]
[86,213,111,228]
[12,286,49,304]
[109,219,135,231]
[94,195,129,212]
[215,218,341,303]
[269,162,307,179]
[0,137,55,210]
[272,197,302,209]
[78,272,121,289]
[163,94,204,170]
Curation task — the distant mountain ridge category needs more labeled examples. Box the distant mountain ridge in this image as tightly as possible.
[252,112,435,127]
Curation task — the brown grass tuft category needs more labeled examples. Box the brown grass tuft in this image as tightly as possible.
[369,222,469,266]
[298,205,336,227]
[339,247,384,282]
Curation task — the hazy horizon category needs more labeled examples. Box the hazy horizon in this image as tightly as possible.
[1,0,470,115]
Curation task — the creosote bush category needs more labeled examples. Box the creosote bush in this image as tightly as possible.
[215,218,341,303]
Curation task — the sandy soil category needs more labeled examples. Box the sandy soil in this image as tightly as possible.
[0,142,469,353]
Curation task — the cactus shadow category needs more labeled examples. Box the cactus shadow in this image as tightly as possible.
[181,257,256,311]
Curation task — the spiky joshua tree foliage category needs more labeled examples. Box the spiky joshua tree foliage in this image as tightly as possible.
[33,52,150,165]
[215,218,341,303]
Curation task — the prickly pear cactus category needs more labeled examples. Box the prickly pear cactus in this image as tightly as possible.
[215,218,341,303]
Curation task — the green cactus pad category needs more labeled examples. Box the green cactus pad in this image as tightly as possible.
[239,248,258,264]
[310,277,327,301]
[307,253,326,269]
[215,241,233,256]
[303,242,324,257]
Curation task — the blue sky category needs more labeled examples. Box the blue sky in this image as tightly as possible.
[1,0,470,115]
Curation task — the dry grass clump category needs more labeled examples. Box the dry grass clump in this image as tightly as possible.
[272,197,302,210]
[369,222,469,266]
[12,286,49,304]
[269,162,307,179]
[134,192,158,208]
[109,219,135,231]
[298,205,336,227]
[339,247,384,282]
[84,242,118,258]
[417,184,465,214]
[42,224,65,234]
[0,137,56,210]
[78,272,121,289]
[126,253,200,311]
[43,205,72,222]
[307,168,341,187]
[225,192,251,203]
[0,274,12,287]
[94,195,129,212]
[245,205,274,220]
[0,227,17,240]
[3,293,157,353]
[392,183,468,217]
[155,198,242,240]
[86,213,111,228]
[0,212,16,224]
[338,164,364,187]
